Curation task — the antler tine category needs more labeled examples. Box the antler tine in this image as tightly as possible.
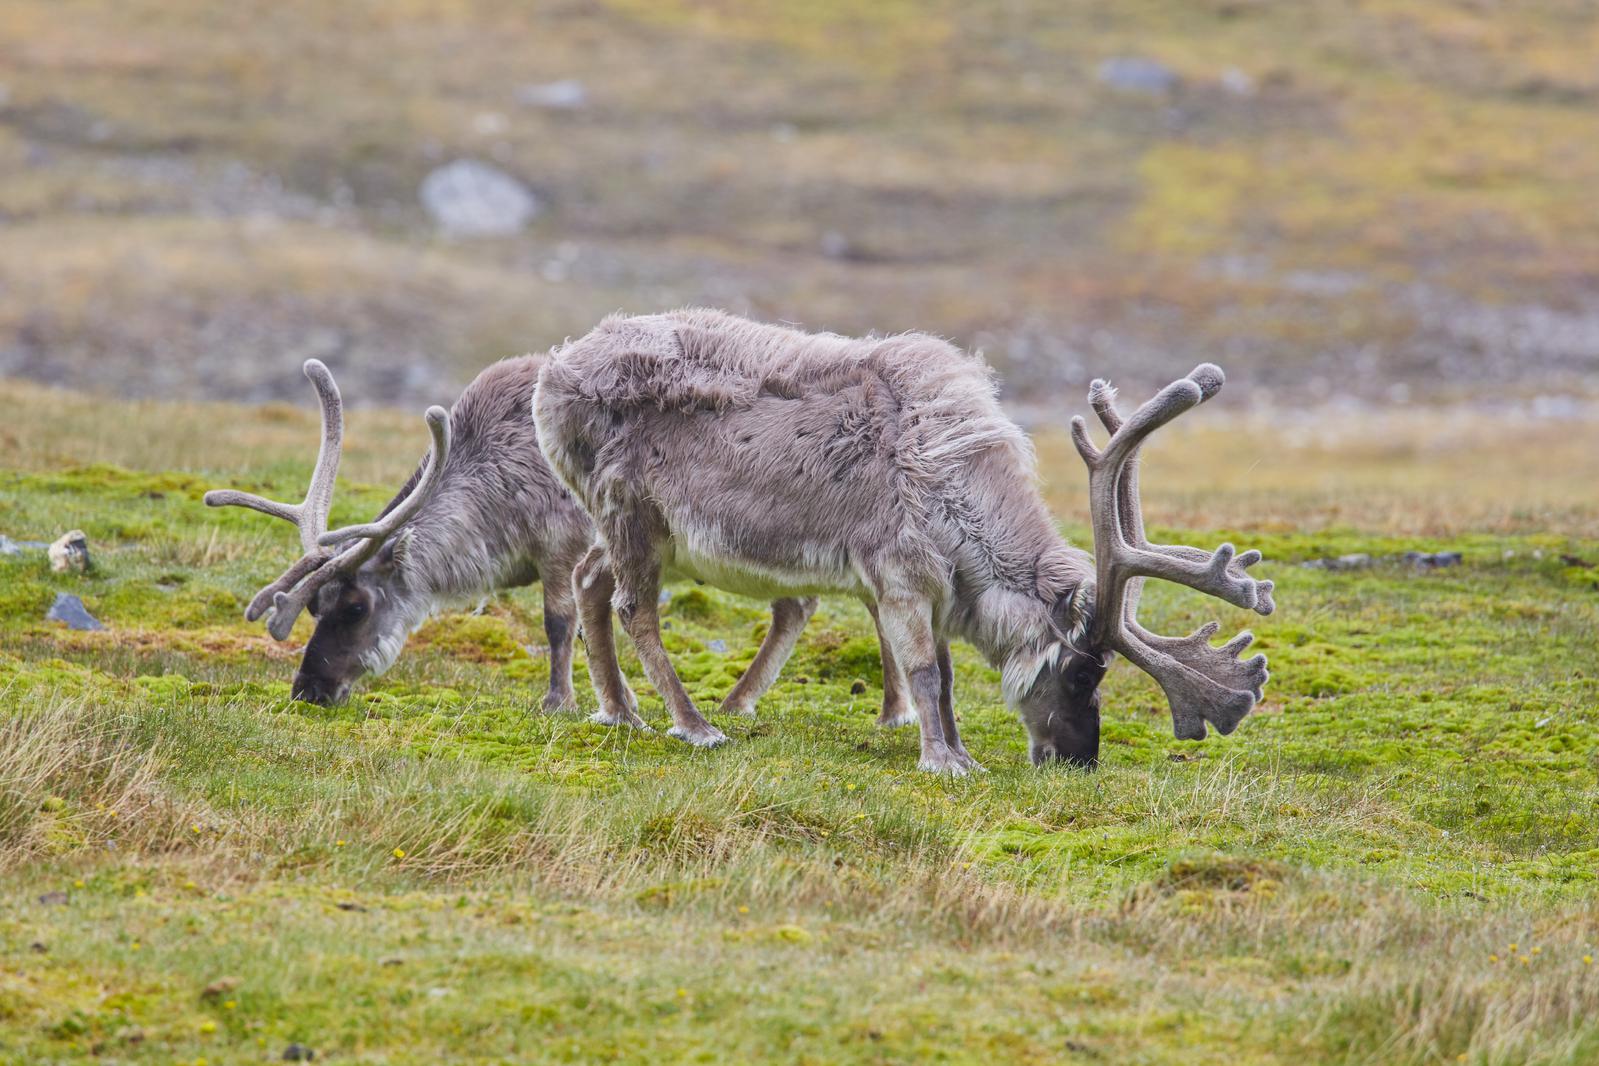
[1074,364,1275,740]
[318,405,451,550]
[251,403,452,641]
[203,359,345,554]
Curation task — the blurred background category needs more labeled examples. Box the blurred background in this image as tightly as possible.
[1,0,1596,418]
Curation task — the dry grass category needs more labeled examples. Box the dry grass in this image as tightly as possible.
[0,697,207,867]
[1036,403,1599,537]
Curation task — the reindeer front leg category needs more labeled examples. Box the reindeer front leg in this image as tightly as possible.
[873,594,981,774]
[572,545,648,730]
[607,528,728,748]
[867,601,916,728]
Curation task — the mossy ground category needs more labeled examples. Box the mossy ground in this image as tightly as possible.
[2,388,1598,1064]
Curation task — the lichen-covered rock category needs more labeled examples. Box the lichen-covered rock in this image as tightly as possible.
[48,530,91,572]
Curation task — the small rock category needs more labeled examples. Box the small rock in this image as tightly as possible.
[1303,553,1372,572]
[819,230,853,259]
[201,976,242,1000]
[38,890,69,906]
[1097,56,1179,94]
[29,941,47,953]
[1404,551,1462,570]
[335,901,368,912]
[46,592,104,631]
[419,159,538,238]
[379,956,404,966]
[471,110,508,135]
[515,79,587,110]
[48,530,91,573]
[0,534,20,556]
[282,1044,316,1062]
[849,679,868,695]
[1219,67,1255,96]
[707,639,728,654]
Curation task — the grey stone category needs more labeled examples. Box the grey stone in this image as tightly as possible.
[419,159,538,238]
[46,592,103,631]
[707,639,728,654]
[1097,57,1179,95]
[1220,67,1255,96]
[0,535,48,555]
[515,79,587,110]
[1405,551,1462,570]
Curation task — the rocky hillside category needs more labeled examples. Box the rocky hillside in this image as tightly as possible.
[1,0,1596,406]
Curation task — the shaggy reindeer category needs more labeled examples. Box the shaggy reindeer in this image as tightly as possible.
[533,309,1275,772]
[206,356,903,722]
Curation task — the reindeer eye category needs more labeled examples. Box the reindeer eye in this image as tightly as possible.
[342,602,367,623]
[1069,662,1103,692]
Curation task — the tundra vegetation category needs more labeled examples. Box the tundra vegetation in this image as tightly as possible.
[2,378,1597,1063]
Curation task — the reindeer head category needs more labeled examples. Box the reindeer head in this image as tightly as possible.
[1025,364,1276,764]
[205,360,451,705]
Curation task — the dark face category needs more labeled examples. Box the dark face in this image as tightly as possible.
[292,576,385,705]
[1018,649,1106,768]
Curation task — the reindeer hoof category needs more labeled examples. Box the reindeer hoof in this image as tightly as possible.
[668,722,730,748]
[542,691,579,715]
[718,695,758,718]
[876,704,917,729]
[918,744,977,776]
[590,706,652,731]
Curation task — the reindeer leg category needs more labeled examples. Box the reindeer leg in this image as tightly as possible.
[873,594,976,775]
[719,596,816,717]
[609,533,727,748]
[935,639,978,767]
[539,557,579,714]
[573,546,647,730]
[868,601,916,728]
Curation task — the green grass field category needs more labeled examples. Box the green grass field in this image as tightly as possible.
[2,381,1597,1063]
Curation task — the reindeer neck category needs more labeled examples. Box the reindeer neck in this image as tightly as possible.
[943,491,1093,697]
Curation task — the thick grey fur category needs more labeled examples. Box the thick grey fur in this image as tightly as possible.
[210,354,892,719]
[533,308,1274,773]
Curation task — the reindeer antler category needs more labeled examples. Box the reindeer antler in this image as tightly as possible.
[1071,365,1275,740]
[204,359,343,555]
[206,362,452,641]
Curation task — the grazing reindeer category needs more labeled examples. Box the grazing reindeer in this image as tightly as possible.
[533,309,1275,772]
[206,356,902,723]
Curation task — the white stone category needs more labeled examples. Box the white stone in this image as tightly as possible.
[420,159,538,238]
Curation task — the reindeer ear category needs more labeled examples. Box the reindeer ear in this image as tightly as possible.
[378,528,415,573]
[1051,586,1089,646]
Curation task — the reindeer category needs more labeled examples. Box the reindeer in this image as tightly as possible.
[205,355,907,724]
[532,309,1275,772]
